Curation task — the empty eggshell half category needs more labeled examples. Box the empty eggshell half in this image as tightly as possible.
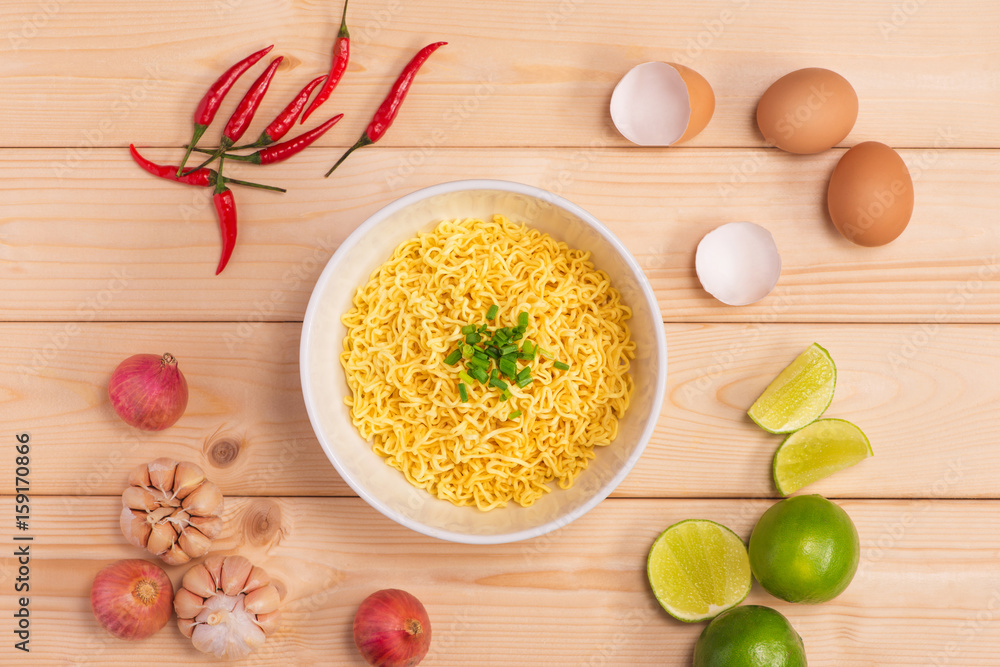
[695,222,782,306]
[610,62,715,145]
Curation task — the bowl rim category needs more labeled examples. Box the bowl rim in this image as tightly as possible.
[300,179,667,544]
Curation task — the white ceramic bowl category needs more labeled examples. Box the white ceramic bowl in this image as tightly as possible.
[300,180,667,544]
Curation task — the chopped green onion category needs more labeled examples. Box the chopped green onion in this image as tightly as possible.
[489,367,498,381]
[468,356,490,370]
[468,366,489,383]
[479,323,489,333]
[498,358,518,378]
[522,340,535,355]
[465,332,481,344]
[484,346,500,359]
[490,377,508,391]
[518,311,529,328]
[458,371,475,385]
[458,383,469,402]
[517,365,531,381]
[508,410,522,420]
[554,360,570,371]
[512,332,523,341]
[486,304,499,320]
[538,347,554,360]
[517,351,534,361]
[461,324,477,335]
[473,349,489,361]
[516,375,533,388]
[444,349,462,365]
[500,343,518,356]
[500,389,512,401]
[462,344,475,358]
[493,331,510,345]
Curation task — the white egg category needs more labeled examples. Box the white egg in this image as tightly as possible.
[695,222,782,306]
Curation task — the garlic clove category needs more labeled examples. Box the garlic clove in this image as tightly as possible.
[119,507,151,549]
[242,566,271,593]
[243,585,280,615]
[221,556,253,596]
[128,462,151,489]
[173,588,206,619]
[203,555,225,590]
[122,486,159,511]
[172,461,206,500]
[178,527,212,560]
[181,481,224,517]
[146,521,177,557]
[188,515,224,540]
[147,458,178,493]
[177,616,197,639]
[182,564,218,598]
[254,610,281,636]
[191,610,266,659]
[161,542,192,566]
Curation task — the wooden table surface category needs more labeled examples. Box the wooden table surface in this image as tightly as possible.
[2,1,999,665]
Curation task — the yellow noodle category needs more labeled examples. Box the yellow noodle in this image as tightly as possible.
[340,215,635,510]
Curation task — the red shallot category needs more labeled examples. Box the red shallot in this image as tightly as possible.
[353,589,432,667]
[108,353,189,430]
[91,559,174,640]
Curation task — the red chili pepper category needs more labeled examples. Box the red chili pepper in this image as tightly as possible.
[223,56,284,148]
[212,159,238,275]
[300,0,351,124]
[325,42,446,177]
[130,145,287,193]
[254,74,328,146]
[223,114,344,165]
[177,45,274,176]
[131,144,213,186]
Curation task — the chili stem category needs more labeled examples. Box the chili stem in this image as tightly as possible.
[177,124,208,177]
[324,135,371,177]
[222,177,286,193]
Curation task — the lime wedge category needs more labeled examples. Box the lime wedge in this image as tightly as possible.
[773,418,872,496]
[748,343,836,434]
[647,519,752,623]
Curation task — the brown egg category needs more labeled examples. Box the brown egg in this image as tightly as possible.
[757,68,858,154]
[827,141,914,246]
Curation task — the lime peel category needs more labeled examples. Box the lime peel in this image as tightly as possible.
[748,342,836,434]
[646,519,751,623]
[773,417,872,496]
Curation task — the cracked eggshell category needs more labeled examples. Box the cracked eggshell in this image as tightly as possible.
[610,62,715,145]
[695,222,782,306]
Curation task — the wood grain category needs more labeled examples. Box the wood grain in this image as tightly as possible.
[4,321,997,499]
[1,497,998,666]
[2,147,998,323]
[0,1,997,149]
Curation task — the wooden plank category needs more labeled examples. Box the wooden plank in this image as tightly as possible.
[4,322,998,499]
[0,1,997,149]
[2,147,998,323]
[1,497,998,665]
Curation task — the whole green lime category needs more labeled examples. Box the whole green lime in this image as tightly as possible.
[749,494,860,604]
[693,605,807,667]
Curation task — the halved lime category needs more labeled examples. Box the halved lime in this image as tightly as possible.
[748,343,836,434]
[647,519,752,623]
[773,418,872,496]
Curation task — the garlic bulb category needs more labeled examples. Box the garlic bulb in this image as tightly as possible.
[175,554,281,659]
[120,458,224,566]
